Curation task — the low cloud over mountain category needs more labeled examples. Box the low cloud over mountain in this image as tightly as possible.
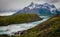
[46,0,60,3]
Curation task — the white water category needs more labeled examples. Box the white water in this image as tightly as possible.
[0,16,50,35]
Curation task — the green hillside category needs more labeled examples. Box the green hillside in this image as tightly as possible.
[0,15,60,37]
[13,15,60,37]
[0,14,42,26]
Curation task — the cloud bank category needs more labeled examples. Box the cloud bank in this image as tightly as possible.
[46,0,60,3]
[0,0,60,10]
[0,0,33,10]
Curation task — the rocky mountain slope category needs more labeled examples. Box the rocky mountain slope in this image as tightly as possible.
[16,2,60,16]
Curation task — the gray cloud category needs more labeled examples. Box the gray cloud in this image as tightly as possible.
[46,0,60,3]
[0,0,60,10]
[45,0,60,8]
[36,0,60,8]
[0,0,33,10]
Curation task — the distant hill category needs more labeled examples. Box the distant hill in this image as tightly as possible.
[0,14,42,26]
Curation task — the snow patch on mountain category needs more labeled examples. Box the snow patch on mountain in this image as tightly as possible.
[16,2,60,16]
[28,2,57,14]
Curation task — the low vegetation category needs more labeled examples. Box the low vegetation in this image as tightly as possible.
[0,15,60,37]
[17,15,60,37]
[0,14,42,26]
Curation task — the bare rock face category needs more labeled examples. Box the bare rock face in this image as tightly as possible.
[16,2,60,16]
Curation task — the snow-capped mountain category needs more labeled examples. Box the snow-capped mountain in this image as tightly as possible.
[16,2,60,16]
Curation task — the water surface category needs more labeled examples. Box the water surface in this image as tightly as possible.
[0,16,50,35]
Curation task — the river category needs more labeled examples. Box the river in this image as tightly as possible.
[0,16,50,35]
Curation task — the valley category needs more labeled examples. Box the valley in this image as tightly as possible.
[0,15,60,37]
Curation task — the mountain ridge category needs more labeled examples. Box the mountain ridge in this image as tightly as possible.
[15,2,60,16]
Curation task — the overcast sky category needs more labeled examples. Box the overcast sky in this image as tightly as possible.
[0,0,33,10]
[0,0,60,10]
[0,0,60,16]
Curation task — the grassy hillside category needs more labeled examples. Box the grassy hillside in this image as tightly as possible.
[0,15,60,37]
[0,14,42,26]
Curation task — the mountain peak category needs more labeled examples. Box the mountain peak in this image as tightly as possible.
[29,2,34,6]
[28,2,56,9]
[16,2,60,16]
[28,2,36,9]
